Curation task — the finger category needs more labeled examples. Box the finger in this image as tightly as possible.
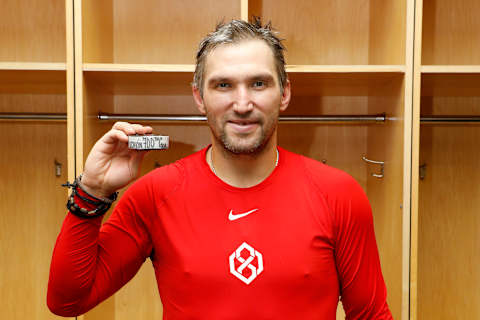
[131,123,152,135]
[101,128,129,145]
[143,126,153,134]
[112,121,137,136]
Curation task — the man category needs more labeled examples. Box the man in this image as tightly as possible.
[48,18,392,319]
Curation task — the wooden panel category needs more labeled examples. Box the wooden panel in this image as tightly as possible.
[66,0,76,183]
[0,70,66,113]
[410,0,424,318]
[250,0,405,65]
[422,73,480,97]
[367,76,405,320]
[0,123,68,319]
[83,0,114,63]
[418,76,480,319]
[0,0,66,62]
[422,0,480,65]
[401,1,415,318]
[114,263,163,320]
[369,0,406,64]
[83,0,240,64]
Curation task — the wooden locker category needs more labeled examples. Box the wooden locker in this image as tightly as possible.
[73,1,413,320]
[412,0,480,319]
[0,0,75,319]
[0,0,417,319]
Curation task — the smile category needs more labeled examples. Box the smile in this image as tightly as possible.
[227,120,259,133]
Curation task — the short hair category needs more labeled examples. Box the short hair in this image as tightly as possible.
[193,17,287,97]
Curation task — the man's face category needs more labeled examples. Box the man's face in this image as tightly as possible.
[193,39,290,155]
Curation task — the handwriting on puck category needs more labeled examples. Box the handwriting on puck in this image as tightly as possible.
[128,135,169,150]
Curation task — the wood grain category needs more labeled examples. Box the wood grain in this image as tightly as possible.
[0,70,66,114]
[0,0,66,62]
[410,0,424,318]
[0,123,68,320]
[417,75,480,319]
[422,0,480,65]
[250,0,405,65]
[366,75,405,320]
[82,0,240,64]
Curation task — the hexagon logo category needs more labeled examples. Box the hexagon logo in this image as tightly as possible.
[229,242,264,285]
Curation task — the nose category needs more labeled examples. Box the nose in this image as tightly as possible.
[232,86,254,114]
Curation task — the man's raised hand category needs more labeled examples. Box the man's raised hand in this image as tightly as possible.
[80,122,153,198]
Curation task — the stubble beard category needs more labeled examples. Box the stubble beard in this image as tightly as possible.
[206,109,279,156]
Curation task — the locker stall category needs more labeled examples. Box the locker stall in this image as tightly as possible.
[412,0,480,319]
[0,1,73,320]
[7,0,480,320]
[74,1,412,320]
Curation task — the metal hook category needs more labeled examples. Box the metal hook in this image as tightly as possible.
[362,156,384,179]
[54,159,62,177]
[321,159,327,164]
[419,163,427,180]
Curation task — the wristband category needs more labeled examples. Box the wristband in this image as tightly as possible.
[62,175,118,218]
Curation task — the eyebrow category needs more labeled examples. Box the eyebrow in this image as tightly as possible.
[207,73,275,86]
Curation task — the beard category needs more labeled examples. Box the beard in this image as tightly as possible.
[205,108,279,155]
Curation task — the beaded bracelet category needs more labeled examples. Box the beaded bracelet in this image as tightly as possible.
[62,175,118,218]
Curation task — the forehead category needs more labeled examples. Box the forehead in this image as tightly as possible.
[204,39,276,80]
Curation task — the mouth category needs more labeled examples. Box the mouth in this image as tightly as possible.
[227,119,260,133]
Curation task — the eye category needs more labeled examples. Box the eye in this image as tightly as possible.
[252,81,265,88]
[216,82,231,89]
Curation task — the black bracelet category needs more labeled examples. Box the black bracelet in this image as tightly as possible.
[76,174,118,204]
[62,175,118,218]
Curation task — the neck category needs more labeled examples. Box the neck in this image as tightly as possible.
[207,140,279,188]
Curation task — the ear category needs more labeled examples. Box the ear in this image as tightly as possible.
[192,85,206,114]
[279,79,291,112]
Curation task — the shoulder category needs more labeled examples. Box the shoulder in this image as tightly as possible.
[294,152,364,198]
[289,151,371,222]
[129,148,206,198]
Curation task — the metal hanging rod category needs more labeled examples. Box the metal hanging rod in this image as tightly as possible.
[2,113,480,123]
[420,116,480,123]
[98,113,386,123]
[0,113,67,120]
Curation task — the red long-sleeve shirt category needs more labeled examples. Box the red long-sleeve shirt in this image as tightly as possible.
[47,147,392,319]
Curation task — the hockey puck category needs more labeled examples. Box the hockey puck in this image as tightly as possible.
[128,135,169,150]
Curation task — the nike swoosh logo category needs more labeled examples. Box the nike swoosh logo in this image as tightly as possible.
[228,209,259,221]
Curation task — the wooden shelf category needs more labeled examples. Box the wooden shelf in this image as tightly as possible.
[83,63,405,74]
[0,62,67,71]
[287,65,405,73]
[83,63,194,72]
[421,65,480,73]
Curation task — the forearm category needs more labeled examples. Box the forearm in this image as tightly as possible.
[47,211,145,316]
[47,213,104,316]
